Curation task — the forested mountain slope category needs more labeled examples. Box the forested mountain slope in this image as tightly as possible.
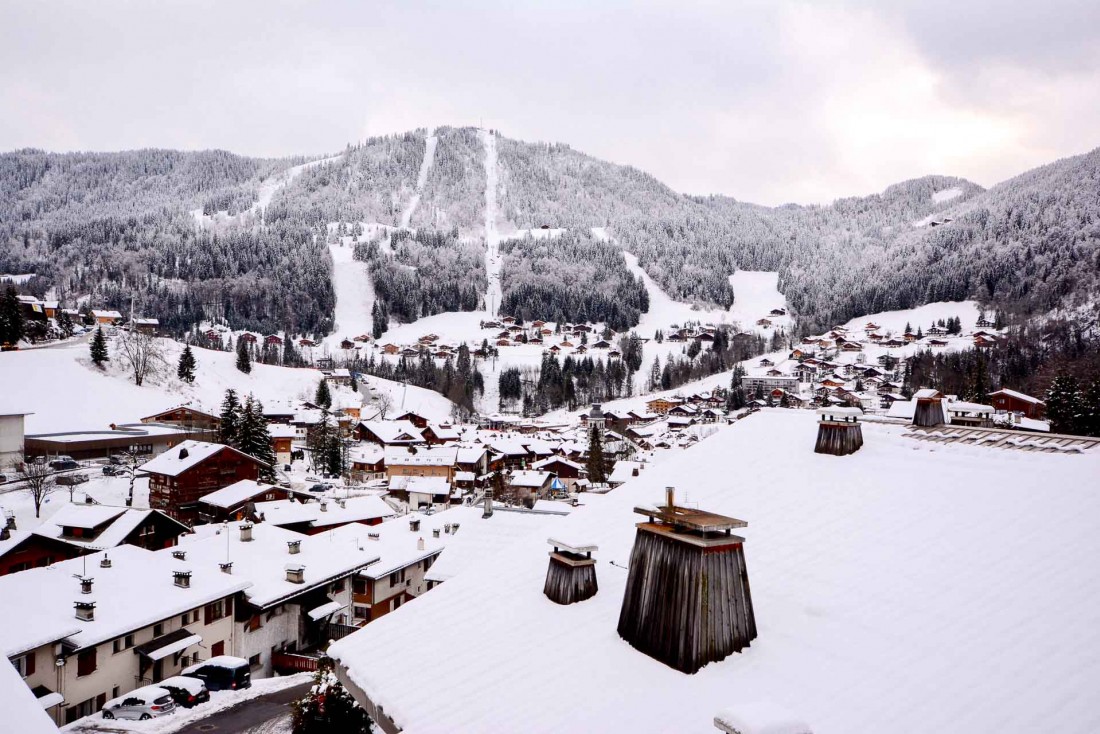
[2,130,1096,338]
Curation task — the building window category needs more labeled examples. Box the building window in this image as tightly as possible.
[112,634,134,654]
[10,651,34,678]
[353,606,368,620]
[333,578,345,594]
[153,623,164,637]
[112,686,120,699]
[204,597,232,624]
[76,648,97,677]
[249,653,261,668]
[211,641,224,657]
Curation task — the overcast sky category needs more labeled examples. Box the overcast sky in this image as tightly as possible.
[1,0,1097,205]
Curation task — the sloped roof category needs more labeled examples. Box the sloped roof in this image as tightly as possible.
[139,440,265,477]
[329,411,1100,733]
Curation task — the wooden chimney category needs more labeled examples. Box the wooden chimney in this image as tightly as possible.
[913,388,946,427]
[814,407,863,455]
[543,538,598,605]
[617,487,756,674]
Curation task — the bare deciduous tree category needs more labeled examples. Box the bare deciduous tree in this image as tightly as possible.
[117,329,167,386]
[20,458,56,518]
[374,392,394,420]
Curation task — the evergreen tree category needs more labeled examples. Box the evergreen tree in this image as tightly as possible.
[90,326,109,367]
[586,426,608,483]
[236,338,252,374]
[218,389,242,446]
[0,286,24,346]
[291,662,373,734]
[315,378,333,409]
[57,308,75,338]
[177,345,197,383]
[238,396,277,481]
[1080,378,1100,438]
[1046,375,1082,435]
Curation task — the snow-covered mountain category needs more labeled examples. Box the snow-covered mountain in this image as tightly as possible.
[2,132,1097,337]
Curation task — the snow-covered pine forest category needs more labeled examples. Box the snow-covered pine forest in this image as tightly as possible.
[499,229,649,329]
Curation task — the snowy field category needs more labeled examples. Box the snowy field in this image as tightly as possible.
[0,335,454,435]
[324,242,376,349]
[330,410,1100,733]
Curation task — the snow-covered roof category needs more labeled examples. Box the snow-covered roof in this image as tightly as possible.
[531,456,585,472]
[989,388,1045,405]
[384,445,458,467]
[329,411,1100,733]
[34,506,185,551]
[359,420,424,444]
[607,460,642,485]
[198,480,281,509]
[139,440,261,477]
[0,544,250,655]
[254,495,396,529]
[0,657,60,734]
[174,522,377,609]
[509,470,552,488]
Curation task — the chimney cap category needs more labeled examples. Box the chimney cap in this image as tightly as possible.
[547,537,598,554]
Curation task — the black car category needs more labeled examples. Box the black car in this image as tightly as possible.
[50,460,80,471]
[102,465,119,476]
[156,676,210,708]
[309,483,332,493]
[181,656,252,691]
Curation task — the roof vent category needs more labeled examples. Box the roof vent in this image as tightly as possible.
[172,550,187,561]
[482,489,493,519]
[288,540,302,555]
[367,532,380,541]
[286,565,305,584]
[417,537,425,551]
[219,562,233,574]
[617,488,757,674]
[432,528,441,538]
[179,447,189,460]
[74,600,96,622]
[240,523,253,542]
[173,570,192,588]
[0,526,8,542]
[451,523,460,534]
[335,498,346,509]
[443,523,452,534]
[320,501,328,512]
[815,408,863,456]
[409,518,420,532]
[79,577,94,595]
[544,538,598,605]
[100,556,112,568]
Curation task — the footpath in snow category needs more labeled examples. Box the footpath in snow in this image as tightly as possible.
[481,128,503,317]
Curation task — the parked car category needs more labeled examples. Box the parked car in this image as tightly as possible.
[101,685,176,720]
[50,459,80,471]
[181,656,252,691]
[309,483,332,493]
[57,473,89,486]
[156,676,210,708]
[102,465,119,476]
[0,474,7,485]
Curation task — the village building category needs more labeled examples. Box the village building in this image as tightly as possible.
[988,388,1046,419]
[139,405,220,433]
[0,411,29,471]
[254,495,396,535]
[508,470,554,502]
[90,310,123,325]
[355,421,424,446]
[0,544,249,726]
[142,441,268,523]
[25,423,193,462]
[196,480,309,524]
[172,522,379,677]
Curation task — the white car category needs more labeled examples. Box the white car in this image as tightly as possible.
[101,685,176,720]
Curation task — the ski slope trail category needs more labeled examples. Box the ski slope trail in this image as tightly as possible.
[192,154,341,228]
[323,242,376,348]
[481,128,503,317]
[399,130,439,228]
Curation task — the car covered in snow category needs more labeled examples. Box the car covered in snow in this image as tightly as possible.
[156,675,210,708]
[101,685,176,720]
[182,655,252,691]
